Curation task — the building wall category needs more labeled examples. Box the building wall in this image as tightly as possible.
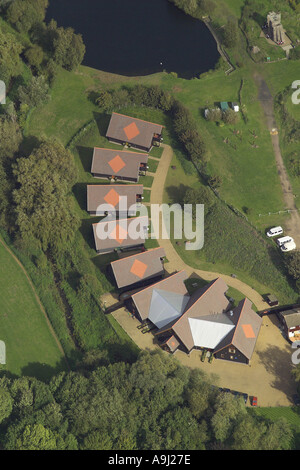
[107,137,150,153]
[214,345,248,364]
[91,172,139,183]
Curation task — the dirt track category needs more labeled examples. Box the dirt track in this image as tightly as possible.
[254,73,300,247]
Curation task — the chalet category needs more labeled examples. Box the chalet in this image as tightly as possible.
[110,247,166,290]
[91,148,149,183]
[87,185,144,217]
[278,309,300,343]
[214,298,262,365]
[106,113,163,152]
[129,274,262,363]
[92,216,148,255]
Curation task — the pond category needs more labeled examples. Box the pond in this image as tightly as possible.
[46,0,219,78]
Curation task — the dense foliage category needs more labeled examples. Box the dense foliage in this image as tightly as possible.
[0,351,294,450]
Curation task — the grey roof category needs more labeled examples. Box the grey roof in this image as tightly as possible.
[132,271,189,322]
[111,247,166,289]
[91,148,148,180]
[87,184,143,214]
[106,113,163,150]
[214,298,262,360]
[92,216,148,252]
[148,289,190,330]
[281,310,300,329]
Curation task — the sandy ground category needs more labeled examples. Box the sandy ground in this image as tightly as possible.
[113,307,297,407]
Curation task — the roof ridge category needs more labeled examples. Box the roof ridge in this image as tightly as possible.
[110,247,163,265]
[131,271,186,300]
[111,112,165,128]
[170,278,222,330]
[93,147,149,156]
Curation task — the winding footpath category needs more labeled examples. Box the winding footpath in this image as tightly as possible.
[150,144,266,310]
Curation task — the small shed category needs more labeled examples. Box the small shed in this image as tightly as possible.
[220,102,229,112]
[231,102,240,112]
[266,294,279,307]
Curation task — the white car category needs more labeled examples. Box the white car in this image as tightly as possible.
[267,226,283,237]
[276,236,293,247]
[281,240,296,252]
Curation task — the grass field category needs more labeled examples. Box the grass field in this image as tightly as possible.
[0,240,66,380]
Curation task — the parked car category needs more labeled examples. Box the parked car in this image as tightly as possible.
[266,226,283,237]
[251,396,258,406]
[281,240,296,252]
[276,236,293,247]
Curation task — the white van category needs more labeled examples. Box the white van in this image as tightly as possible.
[267,226,283,237]
[281,240,296,252]
[276,236,293,247]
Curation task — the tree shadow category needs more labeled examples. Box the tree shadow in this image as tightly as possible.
[79,217,100,251]
[19,135,42,157]
[76,145,94,173]
[165,184,191,205]
[93,112,111,138]
[73,182,87,212]
[21,357,68,383]
[255,342,297,400]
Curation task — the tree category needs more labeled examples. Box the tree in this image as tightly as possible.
[0,387,13,423]
[6,0,48,33]
[198,0,215,15]
[0,115,22,158]
[223,19,238,48]
[208,174,222,189]
[96,90,113,110]
[13,141,79,251]
[260,418,293,450]
[232,415,265,450]
[15,424,57,450]
[206,108,222,122]
[0,28,23,84]
[25,44,44,68]
[184,186,216,217]
[211,393,247,442]
[285,251,300,280]
[17,75,50,108]
[53,26,85,71]
[222,108,240,125]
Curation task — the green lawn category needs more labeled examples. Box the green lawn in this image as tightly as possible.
[0,241,66,380]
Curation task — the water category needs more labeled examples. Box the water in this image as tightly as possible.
[46,0,219,78]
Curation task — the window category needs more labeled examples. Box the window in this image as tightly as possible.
[229,348,236,354]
